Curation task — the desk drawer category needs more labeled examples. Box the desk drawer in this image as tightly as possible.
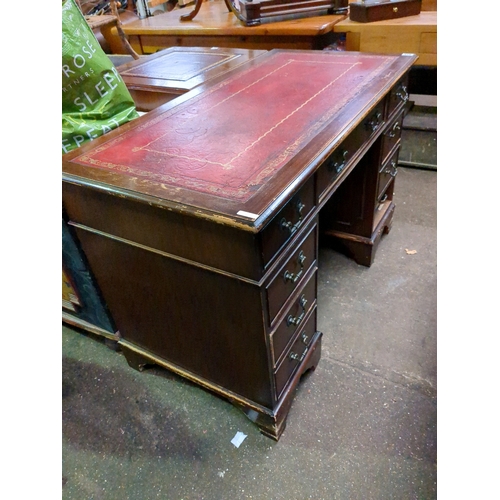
[261,176,316,267]
[377,146,399,202]
[265,224,317,324]
[270,270,317,366]
[316,99,386,201]
[380,109,404,164]
[316,136,353,201]
[386,76,409,119]
[274,306,317,399]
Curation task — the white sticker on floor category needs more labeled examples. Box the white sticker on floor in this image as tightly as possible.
[231,431,247,448]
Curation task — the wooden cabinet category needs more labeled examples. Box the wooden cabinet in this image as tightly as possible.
[62,50,416,439]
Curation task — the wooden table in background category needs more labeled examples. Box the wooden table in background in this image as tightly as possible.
[115,0,346,54]
[334,11,437,67]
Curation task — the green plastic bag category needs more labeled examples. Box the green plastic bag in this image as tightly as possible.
[62,0,139,154]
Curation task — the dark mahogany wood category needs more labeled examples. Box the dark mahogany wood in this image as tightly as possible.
[349,0,422,23]
[319,73,411,266]
[62,50,416,439]
[221,0,348,26]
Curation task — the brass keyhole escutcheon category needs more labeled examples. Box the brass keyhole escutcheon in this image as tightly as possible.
[393,6,398,12]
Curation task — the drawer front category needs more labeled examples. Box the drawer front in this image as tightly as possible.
[270,270,317,366]
[261,176,316,267]
[316,99,386,201]
[266,224,317,324]
[361,99,386,139]
[386,76,410,119]
[377,146,400,202]
[316,134,354,201]
[274,306,317,399]
[380,109,404,164]
[316,133,355,201]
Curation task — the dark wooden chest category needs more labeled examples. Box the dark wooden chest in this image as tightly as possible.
[226,0,349,26]
[349,0,422,23]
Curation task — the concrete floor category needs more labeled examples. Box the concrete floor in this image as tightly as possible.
[62,120,437,498]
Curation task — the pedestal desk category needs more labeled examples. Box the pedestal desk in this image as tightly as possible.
[62,49,416,440]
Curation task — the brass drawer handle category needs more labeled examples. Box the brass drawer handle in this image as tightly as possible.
[283,250,307,283]
[387,121,401,138]
[327,149,349,175]
[290,329,319,360]
[280,199,305,235]
[289,346,309,363]
[289,329,312,361]
[384,160,398,178]
[396,84,409,104]
[286,294,308,327]
[366,111,383,133]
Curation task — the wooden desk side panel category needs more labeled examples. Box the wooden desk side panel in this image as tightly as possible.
[63,182,264,280]
[72,227,275,407]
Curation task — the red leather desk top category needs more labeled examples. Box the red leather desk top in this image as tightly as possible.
[64,50,414,227]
